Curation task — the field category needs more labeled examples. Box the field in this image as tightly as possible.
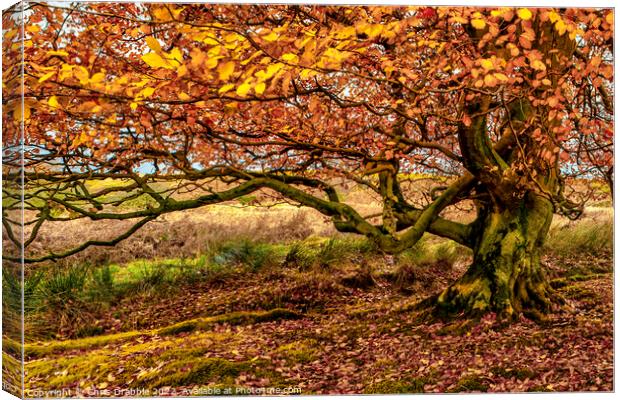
[2,183,614,396]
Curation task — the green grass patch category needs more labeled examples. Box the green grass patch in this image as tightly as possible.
[545,214,612,256]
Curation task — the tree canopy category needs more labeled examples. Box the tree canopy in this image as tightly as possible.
[2,4,614,318]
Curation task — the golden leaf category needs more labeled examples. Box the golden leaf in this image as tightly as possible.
[300,69,317,79]
[235,83,252,96]
[484,74,498,87]
[548,11,560,23]
[494,73,509,82]
[471,19,486,30]
[90,72,105,84]
[169,47,183,64]
[517,8,533,20]
[555,20,567,36]
[218,61,235,80]
[142,87,155,98]
[218,83,235,94]
[14,104,30,121]
[205,58,219,69]
[531,59,547,71]
[48,96,59,108]
[203,37,220,45]
[480,59,494,71]
[145,36,162,52]
[74,66,90,85]
[142,52,169,68]
[281,53,299,62]
[38,71,55,83]
[46,50,69,57]
[178,92,191,101]
[262,31,279,42]
[255,82,266,95]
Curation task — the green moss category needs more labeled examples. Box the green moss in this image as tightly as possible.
[2,337,22,357]
[277,339,319,364]
[25,309,301,358]
[24,331,143,358]
[364,377,429,394]
[449,374,489,392]
[27,354,112,389]
[157,308,302,336]
[158,321,199,336]
[436,320,476,336]
[561,285,595,300]
[143,358,253,387]
[490,366,537,380]
[551,273,607,289]
[527,384,553,392]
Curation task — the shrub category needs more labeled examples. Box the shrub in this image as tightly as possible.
[211,239,278,271]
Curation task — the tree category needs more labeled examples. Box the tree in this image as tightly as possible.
[2,4,614,320]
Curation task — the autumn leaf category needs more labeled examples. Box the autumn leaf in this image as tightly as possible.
[142,52,169,68]
[531,59,547,71]
[218,61,235,81]
[38,71,55,83]
[262,31,279,41]
[606,11,614,25]
[46,50,69,57]
[281,53,299,62]
[236,82,252,96]
[145,36,162,52]
[255,82,266,95]
[480,59,494,71]
[471,19,486,30]
[494,73,509,83]
[555,20,567,36]
[90,72,105,84]
[13,103,31,121]
[484,74,497,87]
[517,8,533,21]
[48,96,59,108]
[218,83,235,95]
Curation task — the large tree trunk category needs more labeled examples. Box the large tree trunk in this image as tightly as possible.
[435,193,561,320]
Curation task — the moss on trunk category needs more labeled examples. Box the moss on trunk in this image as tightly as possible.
[435,193,562,320]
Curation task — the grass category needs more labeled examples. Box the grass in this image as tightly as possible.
[284,236,375,270]
[544,211,613,256]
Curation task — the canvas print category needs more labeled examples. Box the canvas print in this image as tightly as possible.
[1,1,614,397]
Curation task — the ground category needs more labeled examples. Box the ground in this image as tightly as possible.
[2,187,613,396]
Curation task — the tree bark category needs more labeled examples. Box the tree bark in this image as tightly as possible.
[435,192,561,320]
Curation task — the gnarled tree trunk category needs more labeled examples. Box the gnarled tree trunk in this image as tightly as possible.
[435,192,560,320]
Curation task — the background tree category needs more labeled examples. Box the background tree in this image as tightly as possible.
[2,4,613,320]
